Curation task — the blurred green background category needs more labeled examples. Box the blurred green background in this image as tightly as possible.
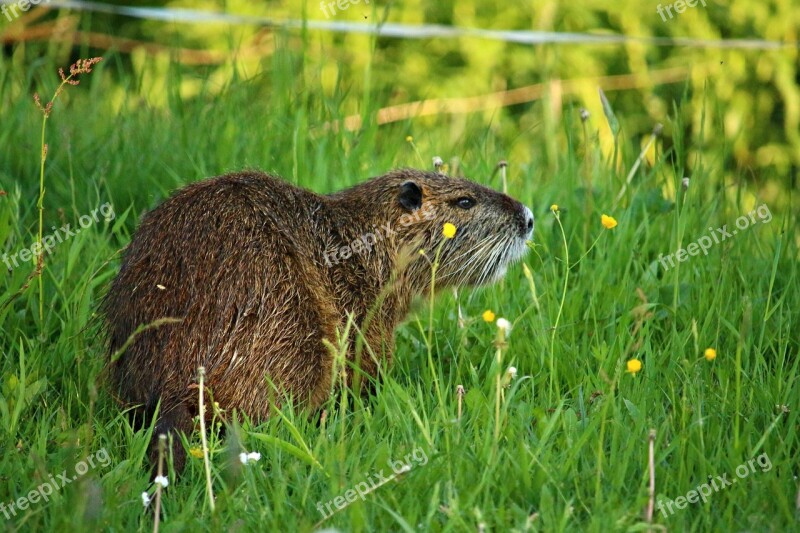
[2,0,798,205]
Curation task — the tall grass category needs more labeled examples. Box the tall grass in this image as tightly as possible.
[0,38,797,532]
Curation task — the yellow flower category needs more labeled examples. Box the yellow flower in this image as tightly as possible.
[704,348,717,361]
[405,135,413,142]
[550,204,559,213]
[442,223,457,239]
[601,214,618,229]
[482,310,495,323]
[626,358,642,374]
[188,447,204,459]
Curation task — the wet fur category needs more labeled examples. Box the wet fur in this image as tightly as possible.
[104,169,532,472]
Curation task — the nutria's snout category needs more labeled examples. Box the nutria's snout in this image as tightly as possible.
[520,205,534,238]
[398,175,533,288]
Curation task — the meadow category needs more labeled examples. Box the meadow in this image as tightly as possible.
[0,3,799,531]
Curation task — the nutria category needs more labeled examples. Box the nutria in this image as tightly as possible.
[104,168,533,472]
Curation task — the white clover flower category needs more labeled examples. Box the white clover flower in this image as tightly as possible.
[154,475,169,488]
[141,491,151,507]
[506,366,518,380]
[239,451,262,465]
[496,318,511,332]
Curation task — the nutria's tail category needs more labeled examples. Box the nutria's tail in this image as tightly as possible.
[149,401,194,476]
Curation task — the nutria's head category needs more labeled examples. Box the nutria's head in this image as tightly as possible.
[355,169,534,290]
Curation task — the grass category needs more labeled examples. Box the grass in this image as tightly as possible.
[0,35,798,532]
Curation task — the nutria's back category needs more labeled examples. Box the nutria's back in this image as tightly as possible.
[104,169,533,472]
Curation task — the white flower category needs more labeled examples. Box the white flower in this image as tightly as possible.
[506,366,517,379]
[154,475,169,488]
[141,491,151,507]
[239,451,261,465]
[496,318,511,332]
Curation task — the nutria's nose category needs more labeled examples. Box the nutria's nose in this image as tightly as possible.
[520,205,534,237]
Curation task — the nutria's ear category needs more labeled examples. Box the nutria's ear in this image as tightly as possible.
[398,181,423,211]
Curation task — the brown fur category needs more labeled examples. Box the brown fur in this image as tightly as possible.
[104,169,533,472]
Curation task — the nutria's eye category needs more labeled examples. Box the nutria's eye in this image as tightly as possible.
[455,197,476,210]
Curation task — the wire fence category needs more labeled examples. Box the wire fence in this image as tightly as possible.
[2,0,797,50]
